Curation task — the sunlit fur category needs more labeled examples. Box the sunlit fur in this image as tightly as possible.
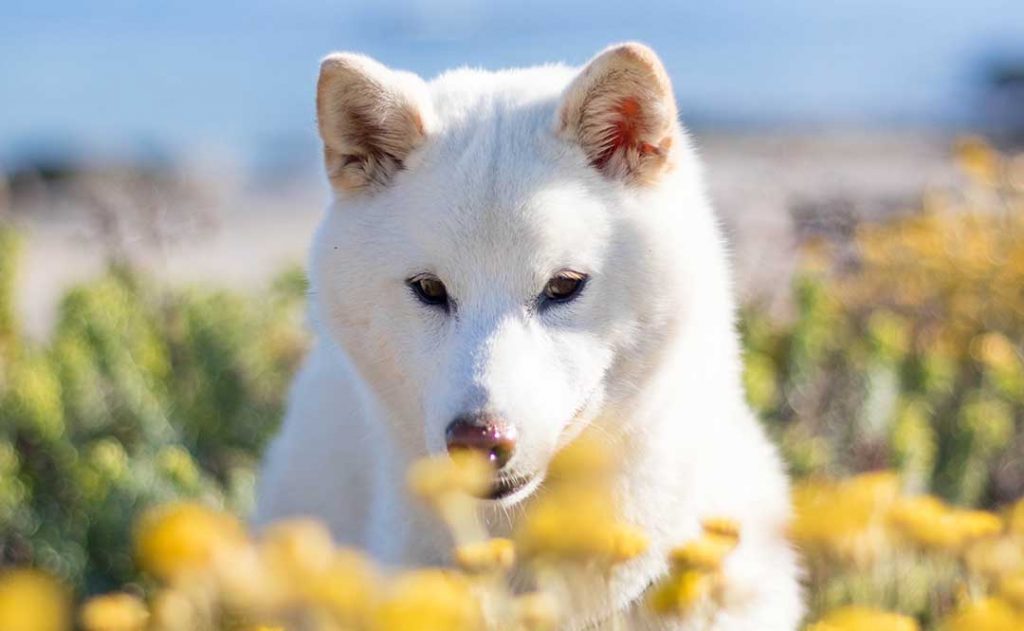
[255,43,803,630]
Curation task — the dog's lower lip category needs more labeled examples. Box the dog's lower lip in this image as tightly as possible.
[488,474,533,500]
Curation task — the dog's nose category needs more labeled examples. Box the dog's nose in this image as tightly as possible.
[445,414,516,469]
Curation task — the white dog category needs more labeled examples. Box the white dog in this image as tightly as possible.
[255,43,802,630]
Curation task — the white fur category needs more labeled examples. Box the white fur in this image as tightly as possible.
[255,45,803,630]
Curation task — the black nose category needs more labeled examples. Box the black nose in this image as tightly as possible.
[445,414,516,469]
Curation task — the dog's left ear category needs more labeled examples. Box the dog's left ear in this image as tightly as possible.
[556,43,679,185]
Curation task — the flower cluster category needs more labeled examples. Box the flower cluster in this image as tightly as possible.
[792,471,1024,629]
[0,434,669,631]
[646,518,740,621]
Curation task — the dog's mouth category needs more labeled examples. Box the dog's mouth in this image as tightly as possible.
[486,473,538,501]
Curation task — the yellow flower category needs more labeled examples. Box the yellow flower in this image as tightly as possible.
[889,496,1002,552]
[1009,497,1024,536]
[940,597,1022,631]
[513,592,559,631]
[407,451,493,500]
[669,535,737,573]
[148,588,200,631]
[454,538,516,574]
[545,431,614,484]
[952,509,1004,541]
[515,487,646,565]
[999,573,1024,609]
[701,517,741,545]
[260,519,336,581]
[253,520,378,623]
[373,570,483,631]
[609,525,650,563]
[408,452,491,546]
[807,605,919,631]
[790,472,899,564]
[134,502,247,582]
[515,432,647,566]
[305,549,379,625]
[646,570,711,616]
[0,570,69,631]
[80,593,149,631]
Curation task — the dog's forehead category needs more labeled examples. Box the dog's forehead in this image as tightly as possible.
[385,69,610,269]
[395,157,608,284]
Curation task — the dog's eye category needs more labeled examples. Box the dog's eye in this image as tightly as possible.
[541,271,588,307]
[408,275,449,309]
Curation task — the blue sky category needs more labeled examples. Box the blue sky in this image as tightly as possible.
[2,1,1022,165]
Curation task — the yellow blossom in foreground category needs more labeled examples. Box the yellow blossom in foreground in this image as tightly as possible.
[669,535,737,573]
[80,592,149,631]
[148,588,200,631]
[407,451,493,545]
[646,570,711,616]
[515,432,647,566]
[515,487,646,564]
[701,517,741,545]
[940,597,1023,631]
[260,518,337,584]
[0,570,70,631]
[999,573,1024,609]
[650,519,741,619]
[544,432,614,483]
[454,538,516,573]
[373,570,483,631]
[610,525,650,563]
[253,518,379,624]
[304,549,380,624]
[807,605,919,631]
[135,502,247,581]
[407,451,492,500]
[513,592,559,631]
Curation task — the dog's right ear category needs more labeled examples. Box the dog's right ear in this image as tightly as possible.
[316,53,434,194]
[557,43,679,186]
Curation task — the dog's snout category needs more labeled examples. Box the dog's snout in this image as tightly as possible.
[445,414,516,469]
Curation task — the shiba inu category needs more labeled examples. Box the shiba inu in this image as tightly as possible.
[255,42,802,630]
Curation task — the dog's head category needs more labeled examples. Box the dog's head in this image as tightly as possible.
[310,44,718,504]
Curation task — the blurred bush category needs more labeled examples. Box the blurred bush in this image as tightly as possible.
[743,137,1024,508]
[0,240,307,596]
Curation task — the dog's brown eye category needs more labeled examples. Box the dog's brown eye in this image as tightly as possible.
[409,275,449,308]
[541,271,588,306]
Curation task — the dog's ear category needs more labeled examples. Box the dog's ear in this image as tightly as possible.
[556,43,679,185]
[317,53,433,194]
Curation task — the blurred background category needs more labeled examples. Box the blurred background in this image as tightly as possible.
[1,1,1024,626]
[2,0,1024,333]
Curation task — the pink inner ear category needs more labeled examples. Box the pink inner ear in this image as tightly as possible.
[592,97,639,169]
[591,97,662,170]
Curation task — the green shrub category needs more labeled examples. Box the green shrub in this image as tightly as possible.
[0,245,306,595]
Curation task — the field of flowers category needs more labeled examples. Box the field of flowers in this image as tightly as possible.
[0,138,1022,630]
